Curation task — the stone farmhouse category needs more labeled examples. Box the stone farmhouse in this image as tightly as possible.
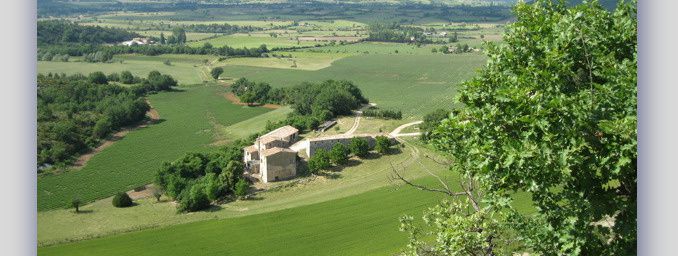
[243,125,299,183]
[243,125,384,183]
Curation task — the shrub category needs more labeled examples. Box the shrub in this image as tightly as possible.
[88,71,108,84]
[177,184,211,212]
[153,189,162,202]
[71,198,81,213]
[329,143,349,165]
[349,137,370,157]
[234,178,249,198]
[374,136,392,154]
[210,67,224,80]
[308,149,331,174]
[112,192,133,208]
[120,71,135,84]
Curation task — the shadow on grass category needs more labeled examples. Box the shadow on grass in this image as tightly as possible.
[74,209,94,214]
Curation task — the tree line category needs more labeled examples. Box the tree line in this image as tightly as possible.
[39,43,270,58]
[37,71,177,170]
[230,78,368,132]
[365,23,432,44]
[38,20,139,45]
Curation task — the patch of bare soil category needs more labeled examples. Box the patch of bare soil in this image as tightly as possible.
[127,184,157,200]
[72,100,161,169]
[223,92,281,109]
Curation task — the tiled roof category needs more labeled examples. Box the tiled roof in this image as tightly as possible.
[260,125,298,140]
[262,147,296,157]
[244,145,257,153]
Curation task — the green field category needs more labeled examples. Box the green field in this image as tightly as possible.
[216,106,293,143]
[189,33,320,49]
[218,53,486,118]
[37,85,271,211]
[38,176,449,256]
[37,56,210,85]
[219,51,350,71]
[37,137,455,245]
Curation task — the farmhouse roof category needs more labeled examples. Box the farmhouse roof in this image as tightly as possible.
[260,136,284,145]
[244,145,257,153]
[262,147,296,157]
[260,125,298,140]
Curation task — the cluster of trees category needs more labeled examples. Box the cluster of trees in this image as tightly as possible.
[155,145,250,212]
[83,51,113,63]
[400,1,637,255]
[366,23,431,43]
[362,108,402,120]
[418,108,449,141]
[37,71,177,169]
[431,43,472,54]
[231,79,369,132]
[308,136,392,174]
[38,52,69,62]
[39,43,269,58]
[181,23,261,34]
[159,28,186,45]
[37,20,139,45]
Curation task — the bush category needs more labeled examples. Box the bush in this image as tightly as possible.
[120,71,135,84]
[374,136,392,154]
[329,143,349,165]
[349,137,370,158]
[88,71,108,84]
[71,198,81,213]
[234,178,249,198]
[211,67,224,80]
[308,149,331,174]
[112,192,133,208]
[177,184,211,212]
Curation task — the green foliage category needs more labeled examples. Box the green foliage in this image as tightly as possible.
[88,71,108,84]
[374,136,391,154]
[349,138,370,158]
[420,108,449,141]
[83,51,113,63]
[71,198,81,213]
[37,85,270,211]
[111,192,133,208]
[234,178,249,198]
[308,149,331,174]
[37,20,139,45]
[400,199,512,256]
[177,182,211,213]
[362,108,402,120]
[37,73,154,167]
[120,71,136,84]
[152,189,162,202]
[329,143,349,165]
[427,1,637,254]
[155,145,245,212]
[210,67,224,80]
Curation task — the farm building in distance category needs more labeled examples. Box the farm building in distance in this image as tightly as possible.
[121,37,154,46]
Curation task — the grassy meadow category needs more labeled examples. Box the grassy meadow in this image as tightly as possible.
[37,138,453,245]
[37,85,271,211]
[38,176,449,256]
[218,53,487,118]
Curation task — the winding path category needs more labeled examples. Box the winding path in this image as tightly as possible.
[389,120,423,138]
